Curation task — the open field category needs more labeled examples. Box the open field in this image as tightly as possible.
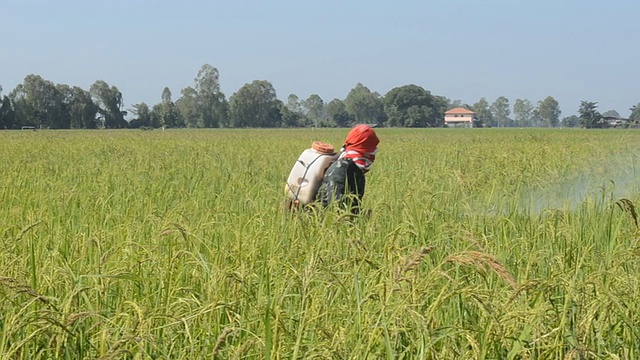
[1,128,639,359]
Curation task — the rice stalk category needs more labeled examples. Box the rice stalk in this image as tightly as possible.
[212,326,235,359]
[446,251,517,289]
[393,245,436,282]
[615,198,638,228]
[0,276,52,305]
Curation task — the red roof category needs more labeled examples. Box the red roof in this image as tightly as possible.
[445,107,475,115]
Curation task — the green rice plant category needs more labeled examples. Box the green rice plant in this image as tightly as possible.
[0,128,639,358]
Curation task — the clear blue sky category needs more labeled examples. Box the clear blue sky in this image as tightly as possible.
[2,0,639,117]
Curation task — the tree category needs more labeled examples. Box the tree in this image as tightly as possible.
[158,87,181,127]
[383,84,442,127]
[325,99,351,127]
[65,86,98,129]
[0,86,7,129]
[150,104,163,128]
[472,98,493,127]
[129,103,152,128]
[601,109,620,118]
[194,64,227,127]
[281,94,305,127]
[344,83,384,126]
[228,80,282,128]
[433,96,449,126]
[447,99,463,109]
[513,99,534,127]
[0,95,17,129]
[176,87,199,128]
[561,115,580,127]
[10,75,65,128]
[302,94,325,127]
[279,104,304,127]
[578,100,602,128]
[286,94,303,114]
[629,103,640,125]
[536,96,561,127]
[490,96,511,127]
[90,80,128,128]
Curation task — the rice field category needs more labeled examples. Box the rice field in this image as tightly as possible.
[1,128,639,359]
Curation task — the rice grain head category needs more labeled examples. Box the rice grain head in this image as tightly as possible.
[446,251,517,289]
[394,245,436,281]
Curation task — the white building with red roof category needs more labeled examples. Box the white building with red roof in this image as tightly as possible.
[444,108,476,128]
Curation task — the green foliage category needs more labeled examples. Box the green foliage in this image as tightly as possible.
[280,94,303,127]
[302,94,325,127]
[325,98,352,127]
[561,115,580,127]
[9,75,67,128]
[490,96,511,127]
[513,99,534,127]
[156,87,182,128]
[473,98,493,126]
[279,104,304,127]
[1,67,638,132]
[129,102,152,128]
[175,87,200,128]
[0,95,17,129]
[578,100,602,128]
[194,64,228,127]
[536,96,561,127]
[229,80,282,127]
[286,94,302,114]
[66,86,99,129]
[90,80,128,128]
[383,84,443,127]
[344,83,385,125]
[629,103,640,125]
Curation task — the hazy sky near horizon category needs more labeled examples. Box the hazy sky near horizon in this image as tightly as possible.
[2,0,639,117]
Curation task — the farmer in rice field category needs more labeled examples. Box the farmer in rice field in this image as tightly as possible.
[320,124,379,214]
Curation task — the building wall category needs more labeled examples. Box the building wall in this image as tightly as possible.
[444,114,474,127]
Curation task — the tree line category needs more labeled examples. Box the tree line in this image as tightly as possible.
[1,64,639,129]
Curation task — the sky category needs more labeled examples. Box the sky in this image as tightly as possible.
[1,0,639,117]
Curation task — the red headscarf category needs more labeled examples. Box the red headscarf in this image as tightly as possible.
[341,124,379,172]
[344,124,379,154]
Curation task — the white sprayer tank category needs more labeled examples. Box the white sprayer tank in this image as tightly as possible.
[285,141,338,206]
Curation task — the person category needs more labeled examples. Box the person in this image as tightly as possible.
[320,124,379,214]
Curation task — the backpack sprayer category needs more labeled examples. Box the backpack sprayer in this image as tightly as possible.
[284,141,338,210]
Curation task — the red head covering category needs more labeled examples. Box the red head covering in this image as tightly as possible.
[344,124,379,154]
[341,124,379,172]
